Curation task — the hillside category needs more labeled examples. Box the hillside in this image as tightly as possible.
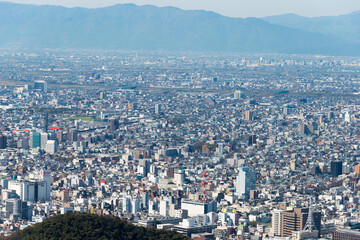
[4,212,189,240]
[0,2,358,55]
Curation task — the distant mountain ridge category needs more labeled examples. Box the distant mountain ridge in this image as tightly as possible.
[263,11,360,43]
[0,2,359,55]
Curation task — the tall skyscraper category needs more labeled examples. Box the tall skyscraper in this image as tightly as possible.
[40,132,48,150]
[0,134,7,149]
[235,167,256,197]
[331,161,343,177]
[30,132,41,148]
[40,170,51,201]
[248,135,256,146]
[109,118,119,132]
[155,104,162,115]
[245,110,253,121]
[272,210,283,236]
[68,129,78,142]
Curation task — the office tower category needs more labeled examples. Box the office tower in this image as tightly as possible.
[327,111,334,120]
[160,199,170,216]
[283,107,290,115]
[181,200,217,217]
[139,159,151,177]
[99,92,105,100]
[235,167,256,197]
[40,132,48,150]
[299,123,311,136]
[40,170,51,201]
[150,164,158,175]
[68,129,78,142]
[30,132,41,148]
[45,140,57,154]
[290,160,296,171]
[122,197,131,213]
[333,229,360,240]
[307,121,318,133]
[234,90,243,99]
[216,143,224,154]
[0,134,7,149]
[248,135,256,146]
[109,118,119,132]
[344,112,351,123]
[272,210,283,236]
[61,190,70,202]
[8,181,36,202]
[155,104,161,114]
[245,110,253,121]
[17,138,29,149]
[131,199,140,214]
[174,170,185,185]
[33,80,47,93]
[44,113,49,132]
[56,130,63,143]
[355,164,360,176]
[331,161,343,177]
[5,199,32,220]
[281,208,321,237]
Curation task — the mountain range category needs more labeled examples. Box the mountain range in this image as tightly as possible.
[0,2,359,55]
[263,11,360,44]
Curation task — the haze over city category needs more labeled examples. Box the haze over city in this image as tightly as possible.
[0,0,360,240]
[3,0,360,18]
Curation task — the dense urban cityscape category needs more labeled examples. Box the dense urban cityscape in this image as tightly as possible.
[0,50,359,239]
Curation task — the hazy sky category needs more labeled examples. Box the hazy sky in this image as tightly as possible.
[5,0,360,18]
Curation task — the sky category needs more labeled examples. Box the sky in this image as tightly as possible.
[4,0,360,18]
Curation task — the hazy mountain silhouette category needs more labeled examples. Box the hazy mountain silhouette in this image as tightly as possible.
[263,11,360,43]
[0,2,359,55]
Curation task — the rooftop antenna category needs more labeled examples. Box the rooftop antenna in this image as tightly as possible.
[303,197,317,232]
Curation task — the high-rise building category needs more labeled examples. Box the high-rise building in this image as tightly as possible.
[30,132,41,148]
[5,199,32,220]
[174,170,185,186]
[281,208,321,237]
[155,104,162,115]
[248,135,256,146]
[40,170,51,201]
[45,140,57,154]
[33,80,47,93]
[235,167,256,197]
[245,111,253,121]
[355,164,360,176]
[283,107,290,115]
[272,210,283,236]
[234,90,243,99]
[99,92,105,100]
[109,118,119,132]
[331,161,343,177]
[299,123,311,136]
[0,134,7,149]
[56,131,63,143]
[40,132,48,150]
[68,129,78,142]
[131,199,140,214]
[160,199,170,216]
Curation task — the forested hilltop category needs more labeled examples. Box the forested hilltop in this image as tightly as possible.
[4,212,189,240]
